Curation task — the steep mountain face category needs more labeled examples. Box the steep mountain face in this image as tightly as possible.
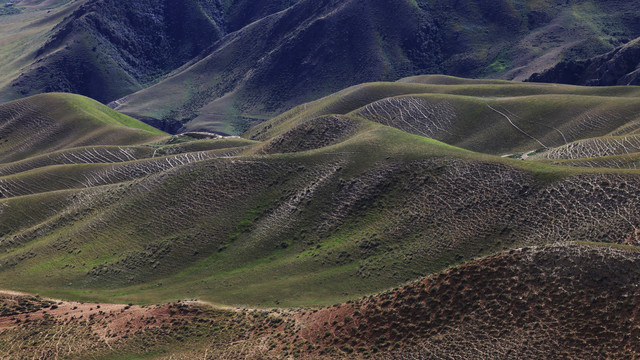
[113,0,640,134]
[0,0,304,105]
[528,36,640,86]
[6,0,227,103]
[224,0,301,31]
[113,0,439,134]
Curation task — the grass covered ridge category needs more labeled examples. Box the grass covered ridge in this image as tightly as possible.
[2,79,640,309]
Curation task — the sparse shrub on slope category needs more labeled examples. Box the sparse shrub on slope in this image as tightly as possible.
[2,243,636,359]
[259,115,364,154]
[295,243,640,359]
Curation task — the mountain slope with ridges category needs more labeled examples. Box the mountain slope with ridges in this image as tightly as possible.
[528,36,640,86]
[113,0,640,134]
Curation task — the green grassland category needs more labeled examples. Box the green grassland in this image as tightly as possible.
[247,76,640,156]
[0,93,167,163]
[1,79,640,308]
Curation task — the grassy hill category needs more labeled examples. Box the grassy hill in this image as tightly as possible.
[2,81,640,311]
[0,80,639,357]
[1,242,639,359]
[0,93,166,163]
[247,76,640,156]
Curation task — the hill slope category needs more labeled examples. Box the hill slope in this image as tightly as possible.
[2,82,640,308]
[113,0,640,134]
[528,36,640,86]
[1,243,639,359]
[0,93,166,163]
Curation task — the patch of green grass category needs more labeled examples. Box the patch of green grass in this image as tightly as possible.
[0,7,21,16]
[486,57,510,74]
[63,94,167,135]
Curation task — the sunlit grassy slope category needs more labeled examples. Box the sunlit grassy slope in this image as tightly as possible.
[248,75,640,157]
[2,79,640,308]
[0,93,167,163]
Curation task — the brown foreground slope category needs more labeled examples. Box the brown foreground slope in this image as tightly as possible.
[1,243,638,359]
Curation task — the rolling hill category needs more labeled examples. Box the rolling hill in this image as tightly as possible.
[1,78,640,357]
[1,79,640,306]
[0,93,166,163]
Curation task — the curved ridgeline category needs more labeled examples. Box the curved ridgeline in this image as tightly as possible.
[1,78,640,358]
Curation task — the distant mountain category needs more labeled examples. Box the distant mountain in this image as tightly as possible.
[2,0,227,103]
[113,0,640,134]
[0,0,300,104]
[1,0,639,134]
[528,36,640,86]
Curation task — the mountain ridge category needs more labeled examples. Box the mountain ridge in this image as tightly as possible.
[112,0,640,135]
[528,36,640,86]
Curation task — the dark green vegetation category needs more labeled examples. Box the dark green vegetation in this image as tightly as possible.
[0,78,640,312]
[1,0,639,134]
